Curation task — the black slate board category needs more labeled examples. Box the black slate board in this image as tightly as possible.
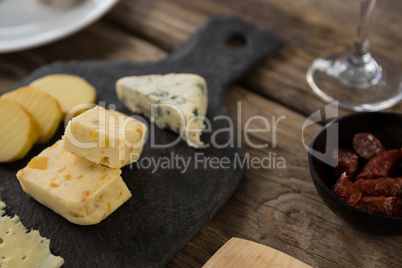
[0,15,281,267]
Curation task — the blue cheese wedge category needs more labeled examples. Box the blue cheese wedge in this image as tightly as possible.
[63,105,147,168]
[16,140,132,225]
[116,73,208,148]
[0,197,64,268]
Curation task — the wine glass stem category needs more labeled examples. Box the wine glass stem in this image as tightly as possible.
[352,0,376,63]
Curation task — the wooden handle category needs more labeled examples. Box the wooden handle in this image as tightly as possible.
[203,238,312,268]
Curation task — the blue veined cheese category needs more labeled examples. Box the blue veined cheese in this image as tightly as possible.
[0,197,64,268]
[116,74,208,148]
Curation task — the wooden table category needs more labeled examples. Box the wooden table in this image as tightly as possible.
[1,0,402,267]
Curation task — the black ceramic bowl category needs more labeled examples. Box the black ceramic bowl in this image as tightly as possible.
[308,112,402,235]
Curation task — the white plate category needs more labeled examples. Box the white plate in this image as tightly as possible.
[0,0,119,54]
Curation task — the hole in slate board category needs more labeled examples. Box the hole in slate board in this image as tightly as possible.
[225,33,247,48]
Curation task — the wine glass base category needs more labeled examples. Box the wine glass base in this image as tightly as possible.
[307,51,402,111]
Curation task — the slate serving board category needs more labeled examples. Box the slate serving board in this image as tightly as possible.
[0,15,281,268]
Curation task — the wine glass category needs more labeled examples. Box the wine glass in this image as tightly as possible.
[307,0,402,111]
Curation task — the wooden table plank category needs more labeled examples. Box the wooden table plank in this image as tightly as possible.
[1,1,402,267]
[168,86,402,268]
[0,20,166,93]
[0,13,329,267]
[106,0,402,118]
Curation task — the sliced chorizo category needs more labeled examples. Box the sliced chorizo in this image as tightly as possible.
[356,149,402,180]
[356,196,402,217]
[353,132,385,160]
[332,173,362,206]
[332,148,359,181]
[354,177,402,197]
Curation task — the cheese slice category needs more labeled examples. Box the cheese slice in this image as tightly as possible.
[16,140,132,225]
[0,199,5,216]
[0,98,39,162]
[2,86,62,143]
[63,105,147,168]
[116,73,208,148]
[30,74,96,117]
[0,198,64,268]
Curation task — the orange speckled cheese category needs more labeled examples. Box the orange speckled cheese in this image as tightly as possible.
[16,140,131,225]
[63,105,147,168]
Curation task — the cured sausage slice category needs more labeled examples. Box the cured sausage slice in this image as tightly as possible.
[356,196,402,217]
[332,148,359,181]
[332,173,362,206]
[355,177,402,197]
[353,133,385,160]
[356,149,402,180]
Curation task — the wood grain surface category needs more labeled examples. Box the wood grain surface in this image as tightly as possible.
[202,237,312,268]
[1,0,402,267]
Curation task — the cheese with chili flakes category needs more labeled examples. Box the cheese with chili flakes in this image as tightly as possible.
[63,105,147,168]
[16,140,131,225]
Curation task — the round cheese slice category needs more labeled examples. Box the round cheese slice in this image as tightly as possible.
[0,99,39,162]
[30,74,96,117]
[2,86,62,143]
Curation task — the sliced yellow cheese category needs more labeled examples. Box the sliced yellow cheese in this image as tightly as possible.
[0,99,39,162]
[30,74,96,116]
[0,199,5,216]
[2,86,62,143]
[0,198,64,268]
[63,105,147,168]
[16,140,132,225]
